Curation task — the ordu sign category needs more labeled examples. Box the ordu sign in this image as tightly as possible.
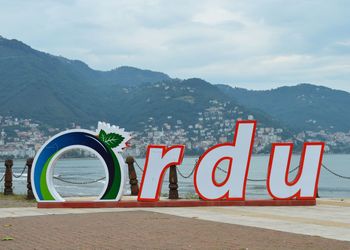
[32,121,325,206]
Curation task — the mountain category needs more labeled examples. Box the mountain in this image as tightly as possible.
[0,36,170,127]
[1,35,349,136]
[100,66,171,86]
[217,84,350,132]
[0,36,281,132]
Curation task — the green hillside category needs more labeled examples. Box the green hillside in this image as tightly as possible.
[217,84,350,132]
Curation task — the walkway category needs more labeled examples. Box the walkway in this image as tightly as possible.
[0,198,349,243]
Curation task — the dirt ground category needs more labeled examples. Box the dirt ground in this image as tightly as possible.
[0,211,349,250]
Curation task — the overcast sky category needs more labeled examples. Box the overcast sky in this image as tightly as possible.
[0,0,349,91]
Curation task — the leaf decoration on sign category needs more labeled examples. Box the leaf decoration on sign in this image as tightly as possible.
[99,129,107,141]
[99,129,124,148]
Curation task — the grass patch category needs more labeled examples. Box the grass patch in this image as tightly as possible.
[0,193,36,202]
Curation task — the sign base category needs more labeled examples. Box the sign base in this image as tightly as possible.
[37,199,316,208]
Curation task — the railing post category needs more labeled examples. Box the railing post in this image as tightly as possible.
[168,165,179,199]
[125,156,139,196]
[4,159,13,195]
[26,158,34,200]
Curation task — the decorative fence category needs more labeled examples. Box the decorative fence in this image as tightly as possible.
[0,156,349,200]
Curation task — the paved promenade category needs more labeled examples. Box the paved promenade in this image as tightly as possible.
[147,199,350,242]
[0,198,349,243]
[1,209,349,250]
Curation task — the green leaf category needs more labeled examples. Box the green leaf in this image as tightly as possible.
[99,131,124,148]
[2,236,14,241]
[99,130,107,141]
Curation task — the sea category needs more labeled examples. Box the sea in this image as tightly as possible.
[1,154,349,199]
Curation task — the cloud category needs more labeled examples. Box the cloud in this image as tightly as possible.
[0,0,349,91]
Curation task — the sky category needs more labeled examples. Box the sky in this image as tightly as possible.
[0,0,349,91]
